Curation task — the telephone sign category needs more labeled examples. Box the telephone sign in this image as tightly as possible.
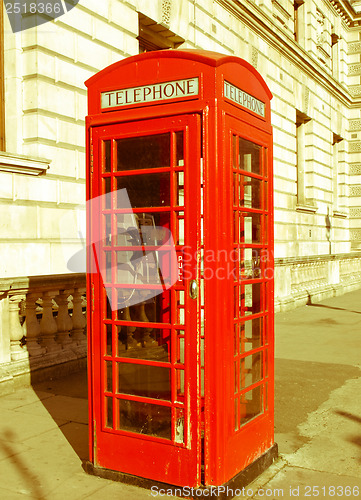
[85,50,276,493]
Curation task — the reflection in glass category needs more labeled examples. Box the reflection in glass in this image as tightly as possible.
[104,214,111,246]
[118,363,171,400]
[240,176,262,209]
[239,213,262,244]
[104,178,111,209]
[105,252,112,282]
[238,137,261,174]
[175,407,185,443]
[177,171,184,206]
[240,352,263,389]
[117,325,170,361]
[242,283,262,316]
[239,385,263,426]
[117,173,170,208]
[117,134,170,171]
[117,399,171,439]
[241,317,262,353]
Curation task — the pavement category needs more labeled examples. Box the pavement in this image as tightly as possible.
[1,290,361,499]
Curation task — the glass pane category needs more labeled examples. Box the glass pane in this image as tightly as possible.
[105,252,112,282]
[234,397,239,431]
[239,213,262,244]
[177,171,184,206]
[177,369,185,399]
[240,317,262,353]
[116,134,170,171]
[240,248,261,280]
[117,325,170,361]
[240,385,264,426]
[242,283,262,317]
[105,288,112,319]
[117,293,171,323]
[106,361,112,392]
[104,140,111,173]
[240,352,263,389]
[104,214,112,246]
[116,212,171,247]
[118,363,171,400]
[104,178,111,209]
[105,397,113,428]
[117,399,171,439]
[176,212,185,245]
[116,173,170,208]
[239,137,261,174]
[176,131,184,167]
[177,332,185,364]
[232,134,238,169]
[240,176,262,209]
[175,407,185,443]
[106,324,112,356]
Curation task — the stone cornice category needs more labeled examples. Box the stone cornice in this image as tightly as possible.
[217,0,359,106]
[0,151,50,176]
[330,0,361,27]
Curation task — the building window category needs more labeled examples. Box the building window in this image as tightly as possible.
[0,2,5,151]
[138,13,184,53]
[296,110,312,208]
[294,0,305,44]
[332,133,343,212]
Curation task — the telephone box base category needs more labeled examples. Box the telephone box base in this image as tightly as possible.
[85,443,278,499]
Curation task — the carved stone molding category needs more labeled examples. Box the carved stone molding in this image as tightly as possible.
[349,85,361,97]
[350,185,361,196]
[252,46,258,69]
[161,0,172,26]
[350,120,361,131]
[350,229,361,241]
[349,141,361,153]
[348,62,361,76]
[349,163,361,174]
[348,41,361,54]
[350,208,361,217]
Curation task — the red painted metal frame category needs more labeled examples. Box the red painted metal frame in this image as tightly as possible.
[86,50,274,488]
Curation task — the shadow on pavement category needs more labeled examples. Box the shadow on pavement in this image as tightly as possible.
[32,369,89,463]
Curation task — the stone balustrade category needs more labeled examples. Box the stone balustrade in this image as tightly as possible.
[0,273,86,393]
[275,252,361,311]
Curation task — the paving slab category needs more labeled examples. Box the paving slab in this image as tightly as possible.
[13,395,88,424]
[245,466,361,500]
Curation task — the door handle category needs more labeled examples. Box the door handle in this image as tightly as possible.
[189,280,198,299]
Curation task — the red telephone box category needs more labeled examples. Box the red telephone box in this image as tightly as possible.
[85,50,276,491]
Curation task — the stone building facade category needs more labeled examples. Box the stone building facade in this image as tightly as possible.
[0,0,361,387]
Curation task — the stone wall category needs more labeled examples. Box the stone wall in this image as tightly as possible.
[1,0,360,297]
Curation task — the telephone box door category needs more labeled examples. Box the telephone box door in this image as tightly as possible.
[88,114,201,487]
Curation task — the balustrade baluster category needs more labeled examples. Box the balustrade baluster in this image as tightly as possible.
[40,291,62,352]
[25,293,45,357]
[55,290,73,347]
[9,294,28,361]
[71,288,87,345]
